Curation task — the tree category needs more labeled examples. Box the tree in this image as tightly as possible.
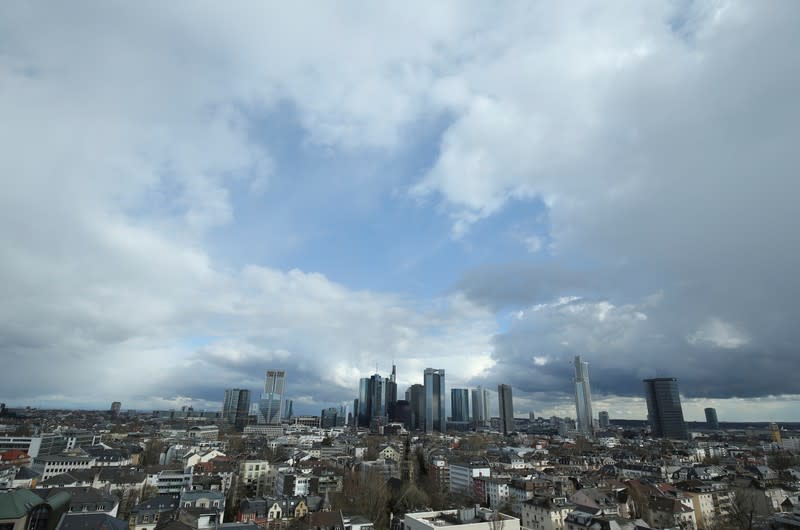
[335,470,391,529]
[141,439,164,467]
[724,488,758,530]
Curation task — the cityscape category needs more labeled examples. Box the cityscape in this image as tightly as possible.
[2,2,800,530]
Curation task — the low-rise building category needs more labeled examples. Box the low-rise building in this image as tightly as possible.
[404,507,520,530]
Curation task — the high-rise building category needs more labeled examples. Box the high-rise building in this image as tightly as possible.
[321,407,339,428]
[450,388,470,422]
[529,411,535,421]
[598,410,610,429]
[358,378,371,427]
[574,355,594,435]
[498,384,514,435]
[223,389,251,429]
[109,402,121,417]
[386,365,398,421]
[643,377,688,440]
[283,399,293,420]
[257,370,286,425]
[704,407,719,430]
[406,384,425,431]
[471,387,490,428]
[424,368,446,433]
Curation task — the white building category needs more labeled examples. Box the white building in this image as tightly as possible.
[35,455,95,480]
[405,507,519,530]
[239,460,277,496]
[449,459,490,496]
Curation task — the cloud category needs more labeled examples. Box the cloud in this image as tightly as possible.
[0,2,797,419]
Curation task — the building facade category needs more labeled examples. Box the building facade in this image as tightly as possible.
[424,368,446,433]
[573,356,594,435]
[223,389,251,429]
[704,407,719,430]
[257,370,286,425]
[498,384,514,435]
[471,387,490,428]
[451,389,470,423]
[644,377,689,440]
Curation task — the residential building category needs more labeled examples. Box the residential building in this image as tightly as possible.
[239,460,276,496]
[56,513,127,530]
[498,384,514,436]
[424,369,446,433]
[450,458,491,497]
[179,491,225,522]
[451,389,470,423]
[643,378,689,440]
[275,470,317,497]
[573,356,594,436]
[129,495,179,530]
[522,495,575,530]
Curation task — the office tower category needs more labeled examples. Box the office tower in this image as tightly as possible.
[573,355,594,435]
[704,407,719,430]
[394,400,412,428]
[451,388,470,422]
[498,384,514,435]
[321,407,339,428]
[257,369,286,425]
[598,410,610,429]
[358,378,371,427]
[223,389,251,428]
[529,411,535,421]
[283,399,293,420]
[406,384,425,431]
[643,377,688,440]
[109,401,121,417]
[370,373,386,421]
[386,365,398,421]
[352,399,359,426]
[424,368,446,433]
[471,387,490,428]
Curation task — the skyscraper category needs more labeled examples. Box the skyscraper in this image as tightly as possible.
[450,388,470,422]
[598,410,610,429]
[498,384,514,435]
[223,389,251,429]
[643,377,688,440]
[406,384,425,431]
[386,364,398,421]
[424,368,446,433]
[471,387,490,428]
[109,401,121,417]
[704,407,719,430]
[257,369,286,425]
[358,377,371,427]
[283,399,293,420]
[573,355,594,435]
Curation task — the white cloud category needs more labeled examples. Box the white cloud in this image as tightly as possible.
[687,317,750,349]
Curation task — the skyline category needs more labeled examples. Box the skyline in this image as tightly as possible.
[1,2,800,421]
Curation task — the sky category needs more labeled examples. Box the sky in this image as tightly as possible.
[1,1,799,422]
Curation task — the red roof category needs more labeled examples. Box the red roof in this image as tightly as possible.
[0,449,29,460]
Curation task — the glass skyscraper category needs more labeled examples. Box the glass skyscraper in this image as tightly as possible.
[406,383,425,431]
[644,377,689,439]
[471,386,489,428]
[424,368,446,433]
[257,369,285,425]
[450,388,470,422]
[223,388,251,428]
[704,407,719,430]
[573,355,594,435]
[498,384,514,435]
